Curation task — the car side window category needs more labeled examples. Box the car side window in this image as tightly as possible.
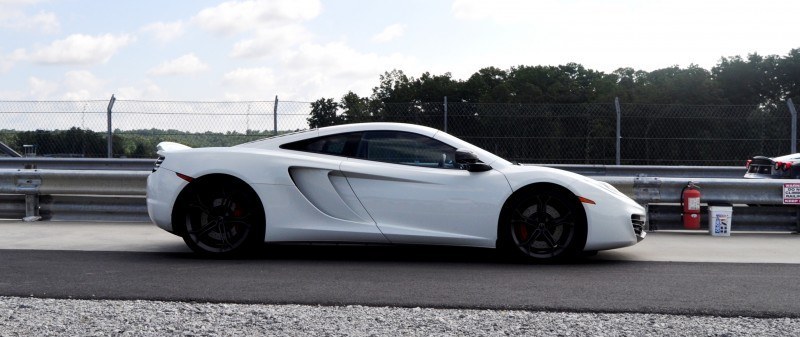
[358,131,457,169]
[281,132,362,157]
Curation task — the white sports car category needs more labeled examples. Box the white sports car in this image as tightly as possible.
[147,122,645,261]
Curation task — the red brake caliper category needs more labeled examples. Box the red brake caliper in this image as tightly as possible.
[518,225,528,241]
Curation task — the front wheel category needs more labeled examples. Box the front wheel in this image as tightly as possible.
[179,178,265,257]
[499,188,587,262]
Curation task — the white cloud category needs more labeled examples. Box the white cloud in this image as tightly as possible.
[449,0,800,72]
[147,54,209,76]
[284,42,416,78]
[372,24,407,43]
[2,48,25,72]
[0,0,44,5]
[63,70,103,90]
[141,21,185,43]
[193,0,321,36]
[28,76,58,99]
[61,70,105,100]
[229,24,311,58]
[222,67,278,100]
[18,33,134,65]
[452,0,513,22]
[0,10,59,33]
[223,67,276,87]
[0,89,25,100]
[277,42,419,99]
[0,0,58,34]
[115,83,163,100]
[0,52,12,73]
[22,71,111,100]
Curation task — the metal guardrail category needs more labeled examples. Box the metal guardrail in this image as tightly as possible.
[0,169,147,195]
[597,176,792,205]
[0,158,748,178]
[541,164,745,179]
[0,195,148,222]
[0,169,148,222]
[594,177,800,232]
[0,167,797,232]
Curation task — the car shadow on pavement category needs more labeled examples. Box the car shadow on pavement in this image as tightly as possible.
[164,243,630,266]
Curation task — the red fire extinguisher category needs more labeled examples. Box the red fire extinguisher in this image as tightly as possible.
[681,181,701,230]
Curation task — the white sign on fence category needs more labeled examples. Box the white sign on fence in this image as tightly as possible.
[783,183,800,204]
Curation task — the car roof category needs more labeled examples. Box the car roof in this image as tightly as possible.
[236,123,441,149]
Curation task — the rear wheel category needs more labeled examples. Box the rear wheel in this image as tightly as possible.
[180,178,264,257]
[499,187,586,262]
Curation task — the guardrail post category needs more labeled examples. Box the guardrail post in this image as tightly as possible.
[273,95,279,136]
[615,97,621,165]
[789,98,797,154]
[16,172,41,220]
[24,194,39,219]
[106,94,116,158]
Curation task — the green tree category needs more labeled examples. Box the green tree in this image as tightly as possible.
[463,67,511,103]
[307,98,342,128]
[713,53,781,105]
[778,48,800,102]
[340,91,372,123]
[415,72,464,102]
[372,70,416,103]
[634,65,725,104]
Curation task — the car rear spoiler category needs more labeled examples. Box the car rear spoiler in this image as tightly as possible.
[156,142,191,155]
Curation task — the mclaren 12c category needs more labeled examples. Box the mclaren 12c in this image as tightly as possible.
[147,123,646,261]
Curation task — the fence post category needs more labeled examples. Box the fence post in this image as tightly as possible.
[789,98,797,154]
[615,97,621,165]
[443,96,448,133]
[106,94,116,158]
[273,95,279,135]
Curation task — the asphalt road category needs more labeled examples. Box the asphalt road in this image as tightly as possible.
[1,221,800,318]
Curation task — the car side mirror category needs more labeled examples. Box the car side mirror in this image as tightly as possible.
[455,149,492,172]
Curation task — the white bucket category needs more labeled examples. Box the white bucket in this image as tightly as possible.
[708,206,732,236]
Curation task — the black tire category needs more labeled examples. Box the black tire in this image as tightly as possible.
[498,187,587,262]
[179,177,265,257]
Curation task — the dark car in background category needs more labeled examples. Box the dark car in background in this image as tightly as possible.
[744,154,800,179]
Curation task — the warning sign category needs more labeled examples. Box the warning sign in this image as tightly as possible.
[784,183,800,204]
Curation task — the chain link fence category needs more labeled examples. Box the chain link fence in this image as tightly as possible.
[1,98,797,165]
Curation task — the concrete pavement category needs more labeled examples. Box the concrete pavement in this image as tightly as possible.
[1,220,798,263]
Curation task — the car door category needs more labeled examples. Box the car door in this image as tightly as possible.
[278,132,387,243]
[340,131,511,247]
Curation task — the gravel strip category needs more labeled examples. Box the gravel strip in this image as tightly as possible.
[1,296,798,336]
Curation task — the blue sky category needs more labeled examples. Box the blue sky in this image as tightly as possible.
[1,0,799,102]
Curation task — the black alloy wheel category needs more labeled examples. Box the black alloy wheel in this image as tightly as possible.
[181,179,264,256]
[504,188,585,261]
